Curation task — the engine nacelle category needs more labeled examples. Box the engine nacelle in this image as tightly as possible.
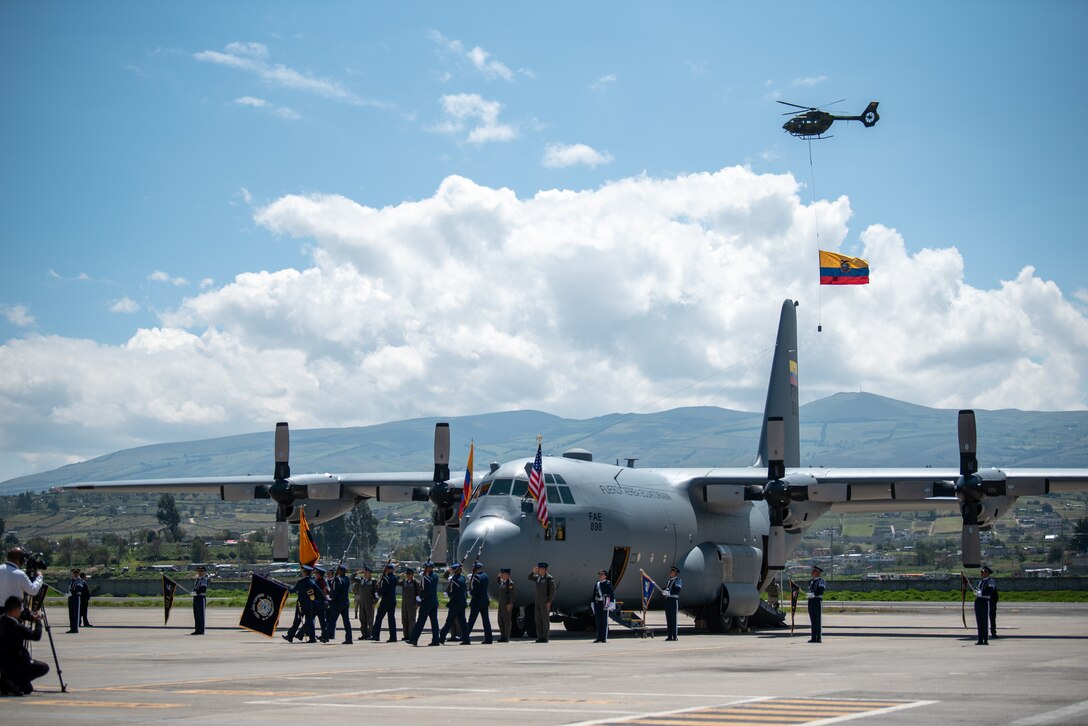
[677,542,762,616]
[287,497,358,525]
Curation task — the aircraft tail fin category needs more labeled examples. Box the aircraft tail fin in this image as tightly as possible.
[755,300,800,468]
[861,101,880,127]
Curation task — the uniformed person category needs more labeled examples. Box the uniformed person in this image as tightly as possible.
[314,565,332,642]
[974,565,997,645]
[766,578,781,611]
[405,561,441,646]
[400,567,420,636]
[591,569,614,643]
[986,566,1000,639]
[329,564,353,644]
[466,561,493,644]
[66,568,84,633]
[191,565,209,635]
[79,571,93,627]
[283,566,317,643]
[440,562,470,644]
[371,562,399,642]
[357,566,377,637]
[527,562,556,643]
[806,565,826,643]
[352,574,364,622]
[663,565,683,641]
[496,568,516,642]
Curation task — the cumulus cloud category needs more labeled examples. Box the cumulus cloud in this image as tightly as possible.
[432,93,516,144]
[1,304,35,327]
[542,142,614,169]
[194,42,368,106]
[109,296,140,314]
[2,167,1086,482]
[148,270,188,286]
[792,75,828,87]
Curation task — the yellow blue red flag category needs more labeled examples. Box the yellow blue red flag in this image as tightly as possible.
[819,250,870,285]
[458,441,474,520]
[298,506,320,569]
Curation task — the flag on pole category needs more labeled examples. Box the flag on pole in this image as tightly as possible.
[238,573,290,638]
[640,569,659,611]
[163,574,179,625]
[458,441,475,520]
[298,506,320,569]
[527,435,549,530]
[819,249,870,285]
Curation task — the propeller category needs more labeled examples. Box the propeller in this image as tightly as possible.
[427,423,454,564]
[269,421,294,562]
[956,410,985,569]
[763,417,789,570]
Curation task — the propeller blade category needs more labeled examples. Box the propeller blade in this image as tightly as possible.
[958,410,978,477]
[776,100,813,110]
[767,525,786,570]
[274,421,290,481]
[273,520,289,562]
[962,524,981,569]
[434,422,451,484]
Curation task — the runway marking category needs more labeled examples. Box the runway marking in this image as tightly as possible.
[31,699,182,709]
[1009,700,1088,725]
[573,698,935,726]
[172,689,318,696]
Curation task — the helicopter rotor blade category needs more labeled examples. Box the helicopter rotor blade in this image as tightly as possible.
[817,98,847,109]
[776,100,814,111]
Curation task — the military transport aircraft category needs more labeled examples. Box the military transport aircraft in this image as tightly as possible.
[66,299,1088,633]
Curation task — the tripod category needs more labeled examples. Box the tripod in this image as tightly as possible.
[32,598,67,692]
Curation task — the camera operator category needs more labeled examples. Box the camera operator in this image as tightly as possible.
[0,595,50,696]
[0,548,44,606]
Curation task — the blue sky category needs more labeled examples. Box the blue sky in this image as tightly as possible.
[2,2,1087,482]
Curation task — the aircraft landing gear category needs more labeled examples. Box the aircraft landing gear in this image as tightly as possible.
[511,605,534,639]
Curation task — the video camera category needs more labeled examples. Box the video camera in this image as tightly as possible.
[25,552,48,578]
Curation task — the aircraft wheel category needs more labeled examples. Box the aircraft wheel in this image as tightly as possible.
[730,615,749,633]
[563,614,594,632]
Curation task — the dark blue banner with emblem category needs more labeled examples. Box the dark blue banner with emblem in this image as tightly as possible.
[239,573,289,638]
[163,575,179,625]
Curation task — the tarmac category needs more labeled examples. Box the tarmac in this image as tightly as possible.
[5,602,1087,725]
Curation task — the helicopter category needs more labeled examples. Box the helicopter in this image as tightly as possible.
[779,99,879,139]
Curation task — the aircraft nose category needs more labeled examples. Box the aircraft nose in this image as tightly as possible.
[458,516,529,571]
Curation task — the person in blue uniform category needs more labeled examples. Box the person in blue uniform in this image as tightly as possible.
[284,566,318,643]
[465,561,493,644]
[191,566,209,635]
[806,565,826,643]
[79,572,93,627]
[371,562,399,642]
[329,564,353,644]
[974,565,997,645]
[440,562,470,644]
[405,561,441,646]
[591,569,614,643]
[0,595,50,696]
[314,565,332,642]
[663,565,683,641]
[986,566,1000,639]
[66,568,85,633]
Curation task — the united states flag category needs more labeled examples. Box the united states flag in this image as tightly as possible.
[528,438,549,529]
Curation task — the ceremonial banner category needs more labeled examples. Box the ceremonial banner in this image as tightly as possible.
[239,573,289,638]
[458,441,474,520]
[527,437,549,529]
[163,575,179,625]
[819,249,870,285]
[299,506,320,569]
[640,570,658,611]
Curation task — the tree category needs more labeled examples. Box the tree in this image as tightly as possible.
[237,539,258,563]
[1072,517,1088,554]
[191,538,208,563]
[156,494,182,540]
[313,502,380,562]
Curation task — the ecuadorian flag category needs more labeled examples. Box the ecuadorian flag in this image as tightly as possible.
[819,250,870,285]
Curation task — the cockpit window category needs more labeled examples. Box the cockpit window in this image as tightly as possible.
[473,481,491,500]
[544,484,576,504]
[512,479,529,497]
[544,473,566,485]
[488,478,512,496]
[558,486,575,504]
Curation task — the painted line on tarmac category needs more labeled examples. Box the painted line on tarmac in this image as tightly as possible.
[31,699,182,709]
[1009,699,1088,726]
[569,697,936,726]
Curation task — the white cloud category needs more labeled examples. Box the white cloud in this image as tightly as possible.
[148,270,189,286]
[234,95,301,120]
[428,30,525,82]
[109,297,140,314]
[590,74,617,91]
[542,142,614,169]
[194,42,371,106]
[1,304,35,327]
[2,167,1086,482]
[792,75,828,87]
[432,93,516,145]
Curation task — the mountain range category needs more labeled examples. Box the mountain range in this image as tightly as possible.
[2,392,1086,494]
